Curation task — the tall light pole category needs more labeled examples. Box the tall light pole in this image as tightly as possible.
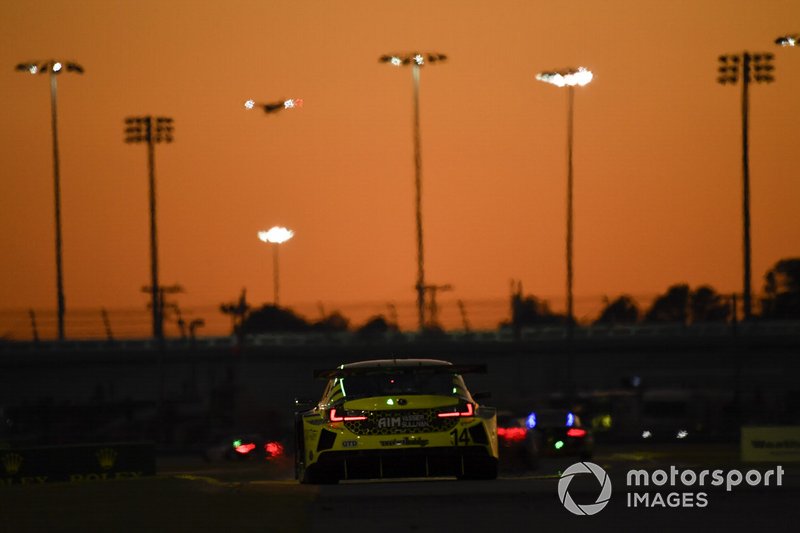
[535,67,593,338]
[124,116,174,340]
[16,60,83,341]
[380,52,447,331]
[258,226,294,306]
[718,52,774,320]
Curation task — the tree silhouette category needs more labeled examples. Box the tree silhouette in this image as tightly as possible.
[240,305,311,334]
[644,284,731,324]
[594,295,640,325]
[220,288,250,337]
[501,280,564,331]
[762,258,800,319]
[356,315,399,341]
[644,284,690,323]
[690,285,730,322]
[311,311,350,333]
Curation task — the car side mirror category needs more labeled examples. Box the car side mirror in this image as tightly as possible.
[472,391,491,400]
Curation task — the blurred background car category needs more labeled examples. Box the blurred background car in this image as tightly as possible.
[202,433,285,462]
[527,409,593,460]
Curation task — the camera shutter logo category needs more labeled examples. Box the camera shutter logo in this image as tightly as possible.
[558,461,612,515]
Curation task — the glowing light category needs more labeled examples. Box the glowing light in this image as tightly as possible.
[437,403,475,418]
[600,415,612,429]
[52,62,63,72]
[676,430,689,439]
[536,67,593,88]
[235,442,257,454]
[554,440,565,450]
[777,35,798,47]
[258,226,294,244]
[525,412,537,429]
[244,99,255,109]
[284,98,304,109]
[386,398,394,406]
[264,441,285,457]
[642,430,653,439]
[566,428,587,438]
[232,439,242,447]
[566,412,575,427]
[497,427,527,442]
[390,56,402,66]
[329,408,367,422]
[28,65,38,74]
[414,54,424,65]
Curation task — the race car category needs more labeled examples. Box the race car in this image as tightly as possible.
[294,359,499,484]
[526,409,594,460]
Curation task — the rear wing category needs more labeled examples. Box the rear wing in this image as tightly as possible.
[313,363,488,380]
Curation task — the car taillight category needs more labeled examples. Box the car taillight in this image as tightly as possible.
[566,428,587,438]
[264,441,285,458]
[498,427,527,442]
[437,403,475,418]
[329,408,367,422]
[234,442,257,454]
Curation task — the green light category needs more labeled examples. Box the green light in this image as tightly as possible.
[386,398,394,406]
[233,439,242,448]
[554,440,565,450]
[452,387,458,394]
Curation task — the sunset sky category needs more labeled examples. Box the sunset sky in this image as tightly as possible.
[1,0,799,338]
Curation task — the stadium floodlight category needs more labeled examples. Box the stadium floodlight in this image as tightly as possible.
[258,226,295,306]
[535,66,594,336]
[379,51,447,331]
[15,59,84,340]
[717,52,775,320]
[124,116,175,340]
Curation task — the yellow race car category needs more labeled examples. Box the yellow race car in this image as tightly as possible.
[294,359,498,484]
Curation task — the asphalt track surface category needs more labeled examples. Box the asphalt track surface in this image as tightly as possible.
[3,444,800,532]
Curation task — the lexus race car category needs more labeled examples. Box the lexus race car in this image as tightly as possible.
[294,359,499,484]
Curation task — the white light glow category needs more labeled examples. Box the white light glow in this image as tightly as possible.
[642,430,653,439]
[414,54,424,65]
[244,99,255,109]
[676,430,689,439]
[390,56,402,66]
[258,226,294,244]
[785,37,797,47]
[28,65,38,74]
[52,62,63,72]
[537,67,593,87]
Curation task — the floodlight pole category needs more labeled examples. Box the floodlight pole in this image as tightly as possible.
[380,52,446,331]
[49,70,66,341]
[718,52,774,320]
[15,60,83,340]
[411,63,426,332]
[566,85,575,340]
[125,116,174,339]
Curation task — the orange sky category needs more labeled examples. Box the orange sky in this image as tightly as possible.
[1,0,799,337]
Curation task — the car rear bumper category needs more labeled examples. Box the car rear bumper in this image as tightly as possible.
[309,446,496,480]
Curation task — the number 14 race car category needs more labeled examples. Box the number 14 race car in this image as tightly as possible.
[294,359,499,484]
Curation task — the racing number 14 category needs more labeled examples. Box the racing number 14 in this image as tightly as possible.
[450,428,471,446]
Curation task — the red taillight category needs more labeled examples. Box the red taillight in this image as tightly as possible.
[566,428,587,438]
[437,403,475,418]
[498,427,527,442]
[234,442,257,454]
[329,408,367,422]
[264,441,285,458]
